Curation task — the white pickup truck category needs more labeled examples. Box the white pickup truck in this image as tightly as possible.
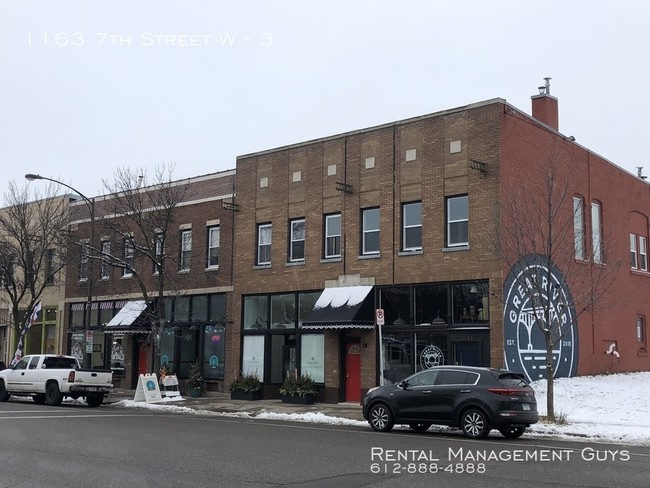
[0,354,113,407]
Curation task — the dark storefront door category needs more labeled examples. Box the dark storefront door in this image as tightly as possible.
[345,344,361,403]
[453,342,481,366]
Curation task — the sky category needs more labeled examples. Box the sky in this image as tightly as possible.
[2,1,650,201]
[112,371,650,446]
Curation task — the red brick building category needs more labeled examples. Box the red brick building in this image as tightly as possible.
[231,83,649,402]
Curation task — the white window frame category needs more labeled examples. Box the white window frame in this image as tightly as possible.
[362,208,380,255]
[123,238,134,277]
[591,202,602,264]
[207,226,220,268]
[290,219,305,262]
[447,195,469,247]
[573,196,585,260]
[402,202,422,251]
[637,316,646,344]
[257,223,272,265]
[180,230,192,271]
[640,236,647,271]
[630,234,638,269]
[324,214,341,258]
[100,240,111,280]
[153,232,164,274]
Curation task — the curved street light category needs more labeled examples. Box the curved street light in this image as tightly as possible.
[25,173,95,369]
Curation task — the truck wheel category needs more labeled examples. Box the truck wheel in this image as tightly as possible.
[33,394,46,404]
[45,382,63,406]
[86,393,104,408]
[0,381,10,402]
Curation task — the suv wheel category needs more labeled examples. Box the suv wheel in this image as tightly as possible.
[369,403,394,432]
[498,426,526,439]
[461,409,490,439]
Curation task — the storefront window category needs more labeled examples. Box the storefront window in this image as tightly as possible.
[192,295,208,322]
[159,327,176,373]
[71,308,84,328]
[26,324,43,355]
[271,294,296,329]
[99,306,113,327]
[415,285,448,325]
[175,297,190,322]
[270,334,296,383]
[202,325,225,379]
[379,287,411,325]
[209,294,226,322]
[242,335,264,378]
[178,327,197,376]
[298,292,319,327]
[300,334,324,382]
[45,325,56,354]
[381,333,412,384]
[452,282,488,324]
[244,296,269,330]
[414,333,447,371]
[110,338,125,377]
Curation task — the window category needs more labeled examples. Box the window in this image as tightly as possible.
[637,316,646,344]
[324,213,341,258]
[180,230,192,270]
[100,240,111,280]
[154,232,164,273]
[79,241,89,281]
[573,196,585,260]
[641,237,648,271]
[591,202,602,263]
[447,195,468,247]
[362,208,380,255]
[123,238,134,277]
[44,248,55,285]
[289,219,305,262]
[257,223,272,265]
[402,202,422,251]
[207,226,220,268]
[631,234,638,269]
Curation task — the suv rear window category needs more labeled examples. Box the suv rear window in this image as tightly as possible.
[43,357,78,369]
[496,372,529,387]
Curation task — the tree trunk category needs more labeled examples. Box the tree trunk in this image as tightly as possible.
[546,332,555,420]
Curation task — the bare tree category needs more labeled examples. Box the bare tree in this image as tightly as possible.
[95,164,187,374]
[0,181,69,350]
[491,146,620,420]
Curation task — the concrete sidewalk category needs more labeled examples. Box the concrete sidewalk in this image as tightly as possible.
[106,389,366,422]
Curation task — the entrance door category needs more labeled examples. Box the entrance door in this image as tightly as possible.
[345,343,361,403]
[453,342,481,366]
[137,347,148,376]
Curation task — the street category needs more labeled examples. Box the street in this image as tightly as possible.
[0,398,649,488]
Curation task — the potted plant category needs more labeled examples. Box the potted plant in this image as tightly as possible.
[186,362,204,398]
[228,372,262,400]
[279,373,317,404]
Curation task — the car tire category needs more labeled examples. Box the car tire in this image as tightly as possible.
[461,409,490,439]
[33,394,46,404]
[369,403,394,432]
[45,382,63,406]
[409,422,432,432]
[498,426,526,439]
[0,381,10,402]
[86,393,104,408]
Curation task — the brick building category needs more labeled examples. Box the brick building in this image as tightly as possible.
[231,83,649,402]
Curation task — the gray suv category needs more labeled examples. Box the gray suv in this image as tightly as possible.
[362,366,539,439]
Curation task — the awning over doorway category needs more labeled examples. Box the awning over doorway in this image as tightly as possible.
[302,285,375,329]
[105,300,148,332]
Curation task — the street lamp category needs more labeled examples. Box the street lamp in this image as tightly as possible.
[25,173,95,369]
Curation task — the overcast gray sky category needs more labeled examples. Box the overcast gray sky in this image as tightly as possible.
[2,0,649,200]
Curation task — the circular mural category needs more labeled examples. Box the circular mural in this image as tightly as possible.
[503,254,579,382]
[420,345,444,369]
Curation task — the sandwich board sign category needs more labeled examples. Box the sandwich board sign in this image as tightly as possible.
[160,374,181,397]
[134,373,163,403]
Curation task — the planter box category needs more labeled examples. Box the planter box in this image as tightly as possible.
[189,387,202,398]
[281,394,314,405]
[230,390,261,401]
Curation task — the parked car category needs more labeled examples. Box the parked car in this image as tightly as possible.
[362,365,538,439]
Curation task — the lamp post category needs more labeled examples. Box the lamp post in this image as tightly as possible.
[25,173,95,369]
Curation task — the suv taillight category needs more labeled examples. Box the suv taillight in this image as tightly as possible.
[488,388,530,397]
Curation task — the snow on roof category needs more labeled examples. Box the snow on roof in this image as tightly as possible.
[313,286,373,309]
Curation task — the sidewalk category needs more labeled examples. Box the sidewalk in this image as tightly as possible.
[106,389,366,422]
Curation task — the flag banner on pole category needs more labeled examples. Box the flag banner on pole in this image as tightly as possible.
[11,301,42,366]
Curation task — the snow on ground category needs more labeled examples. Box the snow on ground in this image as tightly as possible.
[114,371,650,446]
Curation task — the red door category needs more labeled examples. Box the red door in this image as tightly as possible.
[345,344,361,403]
[137,347,148,376]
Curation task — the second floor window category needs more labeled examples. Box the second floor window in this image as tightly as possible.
[630,234,647,271]
[44,248,55,285]
[289,219,305,262]
[79,241,89,281]
[573,196,585,260]
[154,232,164,273]
[362,208,380,255]
[447,195,468,247]
[100,240,111,280]
[123,238,134,277]
[258,223,272,265]
[402,202,422,251]
[591,202,602,264]
[324,213,341,258]
[180,230,192,270]
[637,316,647,344]
[207,226,220,268]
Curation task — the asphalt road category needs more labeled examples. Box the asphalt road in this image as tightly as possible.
[0,398,648,488]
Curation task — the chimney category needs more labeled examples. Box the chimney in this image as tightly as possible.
[531,77,559,131]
